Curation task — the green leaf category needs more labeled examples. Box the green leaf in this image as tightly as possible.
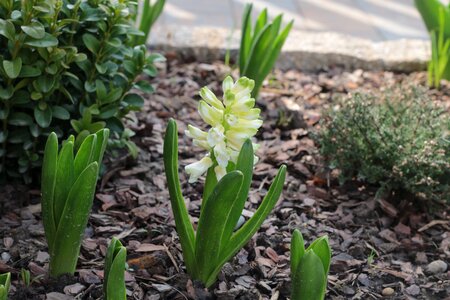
[52,106,70,120]
[41,133,58,251]
[0,20,15,41]
[123,93,144,108]
[306,236,331,275]
[205,164,287,287]
[195,170,244,283]
[25,33,58,47]
[0,272,11,299]
[34,106,52,128]
[104,238,127,300]
[291,229,305,274]
[53,141,75,230]
[83,34,100,54]
[21,21,45,39]
[163,119,197,276]
[291,250,327,300]
[3,58,22,79]
[49,162,99,277]
[8,112,33,126]
[74,134,96,178]
[239,4,253,72]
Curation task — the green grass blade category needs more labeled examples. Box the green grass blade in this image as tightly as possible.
[239,3,253,72]
[41,133,58,251]
[53,141,74,229]
[291,229,305,274]
[195,171,244,285]
[205,165,286,287]
[163,119,197,276]
[291,250,327,300]
[49,162,98,277]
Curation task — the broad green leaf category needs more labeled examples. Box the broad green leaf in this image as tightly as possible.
[3,58,22,79]
[239,4,253,72]
[104,238,127,300]
[195,170,244,283]
[53,141,74,229]
[74,134,96,178]
[91,128,110,166]
[291,229,305,274]
[21,21,45,39]
[41,133,58,250]
[25,33,58,47]
[163,119,197,276]
[306,236,331,275]
[242,23,272,76]
[49,162,98,277]
[202,166,217,203]
[291,250,327,300]
[206,165,286,287]
[0,272,11,299]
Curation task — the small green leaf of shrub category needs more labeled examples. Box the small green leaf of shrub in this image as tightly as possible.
[318,88,450,204]
[42,129,109,277]
[104,237,127,300]
[291,230,331,300]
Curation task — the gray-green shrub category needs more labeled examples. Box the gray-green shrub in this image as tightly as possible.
[318,88,450,203]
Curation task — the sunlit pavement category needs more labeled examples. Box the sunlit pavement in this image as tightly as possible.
[153,0,430,41]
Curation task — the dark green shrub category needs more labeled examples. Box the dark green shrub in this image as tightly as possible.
[318,88,450,203]
[0,0,161,183]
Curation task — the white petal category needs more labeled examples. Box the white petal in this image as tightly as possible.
[185,156,213,183]
[214,165,227,181]
[200,87,224,110]
[198,100,223,126]
[185,125,207,140]
[232,77,254,95]
[207,126,225,147]
[222,76,234,94]
[214,142,229,168]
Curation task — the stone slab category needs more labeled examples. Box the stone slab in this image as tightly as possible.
[150,25,429,72]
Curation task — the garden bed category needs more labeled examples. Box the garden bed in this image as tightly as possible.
[0,58,449,299]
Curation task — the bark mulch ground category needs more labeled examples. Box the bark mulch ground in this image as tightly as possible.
[0,58,449,299]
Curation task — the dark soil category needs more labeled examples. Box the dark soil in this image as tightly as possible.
[0,58,449,299]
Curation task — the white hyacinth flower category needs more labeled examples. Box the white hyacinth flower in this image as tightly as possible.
[185,76,262,182]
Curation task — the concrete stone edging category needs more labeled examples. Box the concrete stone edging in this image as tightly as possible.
[151,25,430,72]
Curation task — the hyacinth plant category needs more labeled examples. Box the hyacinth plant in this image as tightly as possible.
[291,229,332,300]
[164,76,286,287]
[239,4,293,98]
[0,272,10,300]
[104,238,127,300]
[42,129,109,277]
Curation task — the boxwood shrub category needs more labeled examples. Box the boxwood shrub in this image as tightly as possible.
[0,0,161,183]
